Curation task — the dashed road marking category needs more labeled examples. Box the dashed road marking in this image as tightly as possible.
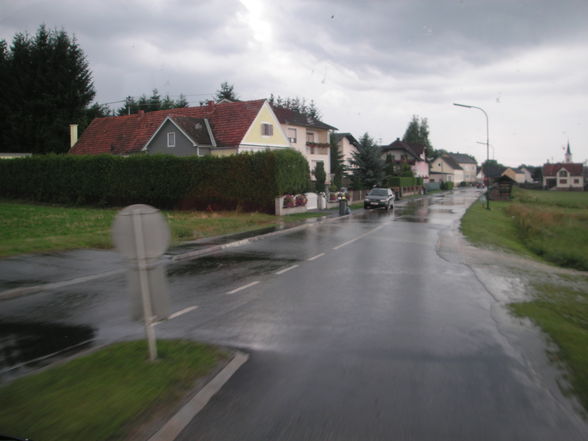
[227,280,260,295]
[168,305,198,320]
[275,264,299,275]
[333,225,385,250]
[307,253,325,261]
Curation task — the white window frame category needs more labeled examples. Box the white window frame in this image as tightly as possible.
[287,128,297,143]
[261,123,273,137]
[167,132,176,148]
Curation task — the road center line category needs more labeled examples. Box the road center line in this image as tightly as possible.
[275,264,299,275]
[333,225,385,250]
[227,280,260,295]
[307,253,325,261]
[168,305,198,320]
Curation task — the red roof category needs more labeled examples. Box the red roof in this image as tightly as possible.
[71,99,266,155]
[543,163,584,177]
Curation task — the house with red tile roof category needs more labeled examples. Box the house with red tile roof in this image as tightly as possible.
[380,138,429,180]
[543,163,584,190]
[271,105,337,182]
[70,99,291,157]
[542,143,585,190]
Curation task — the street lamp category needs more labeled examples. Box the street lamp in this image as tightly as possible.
[453,103,490,209]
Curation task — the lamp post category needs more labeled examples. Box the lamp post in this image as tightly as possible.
[453,103,490,209]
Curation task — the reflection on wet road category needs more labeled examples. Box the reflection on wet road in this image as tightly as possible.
[1,188,587,439]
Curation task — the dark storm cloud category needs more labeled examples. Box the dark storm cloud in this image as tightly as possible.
[266,0,588,76]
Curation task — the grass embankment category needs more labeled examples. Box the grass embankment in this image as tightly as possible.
[461,188,588,270]
[0,340,224,441]
[461,188,588,410]
[0,201,326,257]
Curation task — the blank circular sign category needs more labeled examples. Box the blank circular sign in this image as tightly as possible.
[112,204,170,259]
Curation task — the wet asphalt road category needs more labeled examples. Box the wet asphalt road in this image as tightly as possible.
[1,188,587,439]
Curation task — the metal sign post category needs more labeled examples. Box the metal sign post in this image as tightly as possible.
[132,208,158,361]
[112,204,171,362]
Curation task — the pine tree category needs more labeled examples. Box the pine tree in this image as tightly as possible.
[0,25,96,153]
[330,134,345,189]
[215,81,238,101]
[403,115,433,158]
[350,133,384,189]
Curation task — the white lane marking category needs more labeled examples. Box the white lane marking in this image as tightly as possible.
[227,280,260,295]
[168,305,198,320]
[307,253,325,261]
[333,225,385,250]
[275,264,299,275]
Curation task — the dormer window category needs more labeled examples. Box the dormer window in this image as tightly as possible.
[559,170,568,177]
[167,132,175,148]
[261,123,273,136]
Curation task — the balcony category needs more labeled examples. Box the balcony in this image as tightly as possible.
[306,142,330,155]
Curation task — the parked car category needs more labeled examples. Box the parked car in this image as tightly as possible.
[364,187,395,210]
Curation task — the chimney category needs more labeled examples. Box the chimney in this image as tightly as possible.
[69,124,78,149]
[207,100,214,108]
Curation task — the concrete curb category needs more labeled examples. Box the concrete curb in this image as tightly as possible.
[147,351,249,441]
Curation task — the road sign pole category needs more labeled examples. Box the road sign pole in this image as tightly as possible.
[132,209,158,361]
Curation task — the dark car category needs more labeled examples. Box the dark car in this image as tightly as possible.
[364,187,395,210]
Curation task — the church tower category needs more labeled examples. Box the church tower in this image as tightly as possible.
[564,142,572,163]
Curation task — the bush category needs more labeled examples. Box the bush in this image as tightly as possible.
[0,150,311,213]
[441,181,454,190]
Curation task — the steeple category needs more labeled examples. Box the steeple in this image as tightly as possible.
[565,141,572,163]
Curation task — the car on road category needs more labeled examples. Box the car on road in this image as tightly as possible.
[364,187,395,211]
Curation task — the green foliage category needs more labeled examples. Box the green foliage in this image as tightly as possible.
[215,81,238,102]
[441,181,454,190]
[330,135,345,189]
[402,115,433,157]
[387,177,420,188]
[268,94,321,119]
[117,89,189,116]
[0,25,95,154]
[0,150,310,213]
[350,133,384,189]
[313,161,327,192]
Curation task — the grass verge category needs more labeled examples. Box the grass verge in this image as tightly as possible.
[0,340,225,441]
[0,201,329,257]
[510,280,588,410]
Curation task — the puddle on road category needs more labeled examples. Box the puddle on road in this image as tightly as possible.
[0,321,95,382]
[168,251,298,277]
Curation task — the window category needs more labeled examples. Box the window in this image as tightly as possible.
[287,128,297,143]
[559,170,568,177]
[261,123,273,136]
[307,131,315,143]
[167,132,175,148]
[574,179,580,184]
[560,179,567,184]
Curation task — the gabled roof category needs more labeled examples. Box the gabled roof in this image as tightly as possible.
[449,153,477,165]
[271,105,337,131]
[543,163,584,177]
[482,162,505,178]
[332,132,359,147]
[439,154,463,170]
[381,138,419,160]
[144,116,215,149]
[71,99,266,155]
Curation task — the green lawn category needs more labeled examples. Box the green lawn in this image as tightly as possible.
[0,201,327,257]
[510,280,588,410]
[461,188,588,270]
[0,340,224,441]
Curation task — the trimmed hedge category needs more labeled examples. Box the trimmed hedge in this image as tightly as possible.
[0,150,311,213]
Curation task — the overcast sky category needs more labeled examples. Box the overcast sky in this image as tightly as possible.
[1,0,587,166]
